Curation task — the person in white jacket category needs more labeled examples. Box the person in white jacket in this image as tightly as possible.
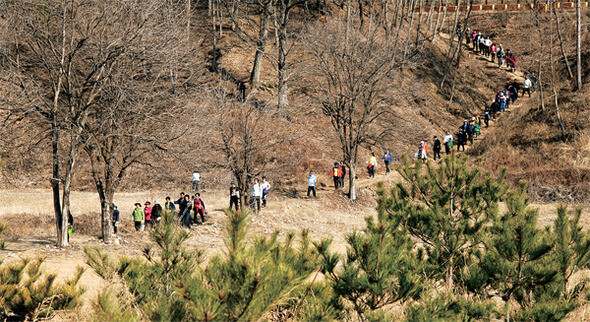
[523,76,532,97]
[443,132,454,154]
[307,171,318,198]
[192,170,200,192]
[251,178,263,214]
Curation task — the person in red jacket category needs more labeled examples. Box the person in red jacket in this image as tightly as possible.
[193,193,206,225]
[144,201,152,228]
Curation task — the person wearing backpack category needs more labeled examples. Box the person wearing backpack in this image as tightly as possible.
[368,153,377,178]
[484,110,491,128]
[432,137,441,161]
[229,181,240,211]
[331,162,340,189]
[339,161,346,188]
[193,193,206,224]
[443,132,454,154]
[382,150,393,174]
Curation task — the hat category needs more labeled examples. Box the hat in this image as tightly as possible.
[154,200,159,205]
[492,42,496,45]
[231,180,236,185]
[144,201,150,205]
[113,204,117,208]
[467,27,470,30]
[134,202,141,206]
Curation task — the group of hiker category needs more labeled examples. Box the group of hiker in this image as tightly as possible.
[457,24,518,72]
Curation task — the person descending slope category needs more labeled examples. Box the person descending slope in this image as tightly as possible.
[339,161,346,188]
[368,153,377,178]
[523,76,532,97]
[193,193,206,225]
[382,150,393,174]
[132,203,145,232]
[307,170,318,198]
[229,181,240,211]
[261,177,271,207]
[433,136,442,161]
[443,132,454,154]
[112,204,119,235]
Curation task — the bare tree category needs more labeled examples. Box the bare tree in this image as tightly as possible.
[203,87,299,207]
[0,0,158,246]
[306,19,397,201]
[576,0,582,90]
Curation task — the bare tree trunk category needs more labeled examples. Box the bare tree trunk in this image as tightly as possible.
[51,119,64,247]
[250,1,272,86]
[576,0,582,90]
[425,0,436,40]
[277,0,291,109]
[59,139,77,247]
[553,8,573,79]
[348,164,357,202]
[550,6,567,137]
[186,0,191,40]
[211,0,218,71]
[432,0,444,42]
[533,7,545,110]
[403,0,417,61]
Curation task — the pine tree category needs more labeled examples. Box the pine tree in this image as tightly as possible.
[553,205,590,294]
[471,182,556,309]
[314,184,424,319]
[381,152,508,291]
[86,209,320,321]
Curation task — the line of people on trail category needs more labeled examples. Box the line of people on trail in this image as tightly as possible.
[412,28,538,162]
[457,24,518,72]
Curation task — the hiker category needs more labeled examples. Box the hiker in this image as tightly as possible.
[180,194,192,228]
[490,42,497,62]
[465,27,471,46]
[473,121,481,140]
[229,181,240,211]
[529,72,538,92]
[456,24,463,39]
[251,178,263,214]
[261,177,271,207]
[152,200,163,225]
[457,131,467,152]
[368,153,377,178]
[416,141,428,162]
[484,110,491,127]
[471,30,478,50]
[499,93,506,112]
[443,132,454,154]
[67,211,74,243]
[475,32,481,52]
[506,50,517,72]
[132,203,145,232]
[192,170,200,193]
[382,150,393,174]
[339,162,346,188]
[144,201,152,228]
[193,193,206,225]
[237,81,247,102]
[112,204,119,235]
[331,162,340,189]
[523,76,532,97]
[164,196,175,213]
[307,170,318,198]
[175,192,186,213]
[433,136,442,161]
[497,45,505,69]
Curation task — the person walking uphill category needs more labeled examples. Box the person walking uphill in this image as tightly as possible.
[307,170,318,198]
[523,76,532,97]
[132,203,145,232]
[331,162,340,189]
[382,150,393,174]
[339,162,346,188]
[229,181,240,211]
[433,136,442,161]
[251,178,263,215]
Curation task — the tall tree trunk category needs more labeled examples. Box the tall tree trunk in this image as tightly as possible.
[277,0,290,109]
[348,164,357,202]
[102,183,114,244]
[576,0,582,90]
[51,119,64,247]
[550,6,567,138]
[250,1,272,87]
[59,138,77,247]
[553,8,573,79]
[186,0,191,40]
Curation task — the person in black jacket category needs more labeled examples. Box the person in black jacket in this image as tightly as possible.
[151,201,163,225]
[229,181,240,211]
[112,204,120,234]
[433,136,442,161]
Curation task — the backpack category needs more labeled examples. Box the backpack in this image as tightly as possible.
[332,167,339,177]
